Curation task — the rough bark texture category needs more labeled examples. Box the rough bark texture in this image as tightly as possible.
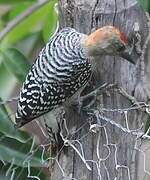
[51,0,149,180]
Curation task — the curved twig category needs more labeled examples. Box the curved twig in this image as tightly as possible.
[0,0,51,41]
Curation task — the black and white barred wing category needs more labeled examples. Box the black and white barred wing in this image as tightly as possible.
[15,78,66,128]
[15,28,92,128]
[59,59,92,98]
[15,59,91,128]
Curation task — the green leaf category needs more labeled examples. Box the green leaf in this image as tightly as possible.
[42,0,58,42]
[0,97,30,143]
[1,48,30,83]
[138,0,150,12]
[0,134,48,167]
[8,2,35,20]
[15,31,42,57]
[1,1,55,47]
[0,0,37,4]
[0,62,16,99]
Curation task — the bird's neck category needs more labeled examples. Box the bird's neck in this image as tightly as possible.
[80,36,104,70]
[80,36,105,58]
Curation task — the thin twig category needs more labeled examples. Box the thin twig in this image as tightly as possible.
[0,0,51,41]
[0,96,19,105]
[116,86,139,105]
[81,83,116,102]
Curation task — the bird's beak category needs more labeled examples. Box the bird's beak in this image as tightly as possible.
[120,46,137,64]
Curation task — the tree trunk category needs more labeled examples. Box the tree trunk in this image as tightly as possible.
[51,0,149,180]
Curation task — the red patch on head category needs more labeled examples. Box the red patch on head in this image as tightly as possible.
[118,30,128,44]
[86,26,128,46]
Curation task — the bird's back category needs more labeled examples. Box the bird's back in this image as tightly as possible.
[15,28,92,128]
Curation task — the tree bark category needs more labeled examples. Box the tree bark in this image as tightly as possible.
[51,0,149,180]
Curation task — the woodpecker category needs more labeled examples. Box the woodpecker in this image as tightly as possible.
[15,26,135,129]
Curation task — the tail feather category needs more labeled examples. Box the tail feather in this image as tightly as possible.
[14,111,30,128]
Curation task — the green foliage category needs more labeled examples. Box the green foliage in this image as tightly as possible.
[0,134,48,167]
[1,2,56,47]
[138,0,150,12]
[0,0,58,178]
[0,135,47,167]
[15,31,41,57]
[0,0,37,4]
[42,0,58,42]
[0,161,47,180]
[0,62,16,99]
[1,48,30,83]
[0,0,58,96]
[0,97,30,142]
[0,98,48,178]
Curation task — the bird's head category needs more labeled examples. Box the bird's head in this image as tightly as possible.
[83,26,135,64]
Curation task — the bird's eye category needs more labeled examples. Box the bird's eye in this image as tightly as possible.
[114,42,125,52]
[118,44,126,52]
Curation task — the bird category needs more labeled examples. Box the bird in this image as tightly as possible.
[15,26,135,130]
